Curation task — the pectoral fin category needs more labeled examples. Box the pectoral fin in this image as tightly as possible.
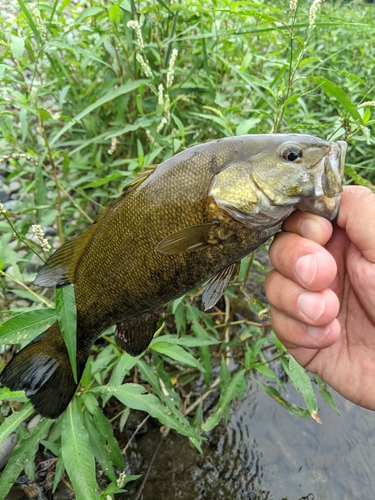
[155,221,219,255]
[115,314,160,356]
[202,261,240,311]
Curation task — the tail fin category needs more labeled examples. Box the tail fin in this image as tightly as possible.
[0,322,85,419]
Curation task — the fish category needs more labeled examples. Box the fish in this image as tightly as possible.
[0,134,347,418]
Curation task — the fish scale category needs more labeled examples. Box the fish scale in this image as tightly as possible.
[0,134,347,418]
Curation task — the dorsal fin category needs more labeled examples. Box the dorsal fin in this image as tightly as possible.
[33,227,96,287]
[97,165,157,219]
[33,165,158,289]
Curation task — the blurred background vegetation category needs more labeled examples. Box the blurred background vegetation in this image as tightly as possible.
[0,0,374,498]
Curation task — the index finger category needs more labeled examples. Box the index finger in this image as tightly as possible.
[281,210,334,246]
[269,231,337,292]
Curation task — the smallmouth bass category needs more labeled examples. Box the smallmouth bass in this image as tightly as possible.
[0,134,347,418]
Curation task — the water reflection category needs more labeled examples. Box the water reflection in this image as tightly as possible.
[124,380,375,500]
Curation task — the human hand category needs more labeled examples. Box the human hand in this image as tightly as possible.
[264,186,375,409]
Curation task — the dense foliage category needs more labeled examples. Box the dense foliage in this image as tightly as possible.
[0,0,374,498]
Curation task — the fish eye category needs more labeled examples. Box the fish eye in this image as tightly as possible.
[282,147,302,162]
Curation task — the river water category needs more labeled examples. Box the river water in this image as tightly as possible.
[122,379,375,500]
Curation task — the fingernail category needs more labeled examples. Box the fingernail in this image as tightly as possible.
[306,324,331,341]
[298,292,325,321]
[295,254,317,286]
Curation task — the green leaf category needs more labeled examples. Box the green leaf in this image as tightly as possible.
[62,399,100,500]
[345,165,375,189]
[83,412,117,484]
[50,80,149,146]
[288,355,318,416]
[150,334,219,348]
[186,304,212,385]
[0,63,9,81]
[0,403,34,444]
[150,341,204,371]
[0,418,52,498]
[254,363,285,390]
[255,380,310,418]
[94,384,200,439]
[0,387,28,402]
[56,285,77,383]
[313,374,340,415]
[236,117,261,135]
[75,6,104,23]
[299,57,322,67]
[109,4,121,25]
[108,351,141,388]
[0,309,56,345]
[312,76,364,124]
[202,369,246,432]
[38,107,52,121]
[10,36,25,60]
[82,172,123,189]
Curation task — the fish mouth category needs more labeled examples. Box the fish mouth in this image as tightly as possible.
[296,140,347,220]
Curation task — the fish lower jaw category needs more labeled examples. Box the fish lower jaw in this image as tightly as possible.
[295,194,341,221]
[220,203,295,229]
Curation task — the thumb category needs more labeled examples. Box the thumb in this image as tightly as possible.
[337,186,375,263]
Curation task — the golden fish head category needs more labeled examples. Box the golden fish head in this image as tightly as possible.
[209,134,347,228]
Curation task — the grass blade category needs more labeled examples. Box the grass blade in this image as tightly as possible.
[49,80,149,146]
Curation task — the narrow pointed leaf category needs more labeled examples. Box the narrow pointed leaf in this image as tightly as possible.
[0,418,52,497]
[94,384,200,439]
[288,355,318,415]
[56,285,77,382]
[0,402,34,444]
[62,400,100,500]
[0,309,56,345]
[255,380,310,418]
[202,369,246,432]
[50,80,148,146]
[150,341,204,371]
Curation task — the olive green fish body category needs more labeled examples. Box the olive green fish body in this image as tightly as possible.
[0,134,347,418]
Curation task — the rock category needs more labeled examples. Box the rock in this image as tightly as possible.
[0,433,17,470]
[8,180,21,193]
[3,199,18,211]
[0,188,10,203]
[43,226,56,236]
